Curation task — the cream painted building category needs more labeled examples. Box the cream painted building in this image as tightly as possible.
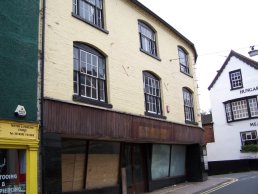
[40,0,205,194]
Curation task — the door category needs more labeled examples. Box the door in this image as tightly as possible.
[124,144,146,194]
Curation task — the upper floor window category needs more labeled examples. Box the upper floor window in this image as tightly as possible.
[73,0,104,29]
[178,47,190,75]
[143,72,162,116]
[183,88,195,123]
[138,21,157,58]
[240,131,257,146]
[73,43,111,108]
[224,96,258,122]
[229,69,243,90]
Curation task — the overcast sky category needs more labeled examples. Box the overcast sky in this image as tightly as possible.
[138,0,258,112]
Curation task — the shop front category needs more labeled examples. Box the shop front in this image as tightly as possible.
[0,120,39,194]
[43,99,206,194]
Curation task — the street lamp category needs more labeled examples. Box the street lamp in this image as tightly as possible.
[248,46,258,57]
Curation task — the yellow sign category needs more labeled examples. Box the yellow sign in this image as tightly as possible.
[0,120,38,140]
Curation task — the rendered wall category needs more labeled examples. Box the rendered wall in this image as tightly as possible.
[43,0,200,125]
[0,0,39,121]
[207,56,258,162]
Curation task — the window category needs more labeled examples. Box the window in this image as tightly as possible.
[143,72,162,116]
[138,21,157,57]
[229,69,243,89]
[72,0,104,29]
[224,96,258,122]
[0,149,26,193]
[151,144,186,180]
[178,47,190,75]
[240,131,258,146]
[73,43,111,107]
[183,88,195,123]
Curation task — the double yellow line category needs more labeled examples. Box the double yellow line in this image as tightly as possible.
[200,178,238,194]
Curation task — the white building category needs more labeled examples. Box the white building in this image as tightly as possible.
[207,50,258,175]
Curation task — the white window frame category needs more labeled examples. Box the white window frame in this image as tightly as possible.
[240,131,258,146]
[224,96,258,122]
[183,88,195,123]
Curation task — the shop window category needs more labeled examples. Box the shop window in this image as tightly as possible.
[151,144,186,180]
[61,140,120,192]
[169,145,186,177]
[151,144,170,179]
[0,149,26,193]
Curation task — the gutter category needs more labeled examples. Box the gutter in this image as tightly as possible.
[130,0,198,61]
[40,0,46,193]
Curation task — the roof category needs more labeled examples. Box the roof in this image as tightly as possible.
[130,0,198,61]
[208,50,258,90]
[201,114,213,125]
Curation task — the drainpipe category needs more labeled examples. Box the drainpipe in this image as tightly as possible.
[40,0,46,193]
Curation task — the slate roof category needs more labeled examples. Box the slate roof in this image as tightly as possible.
[130,0,197,61]
[208,50,258,91]
[201,114,213,125]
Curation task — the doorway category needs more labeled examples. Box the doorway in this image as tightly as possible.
[124,144,147,194]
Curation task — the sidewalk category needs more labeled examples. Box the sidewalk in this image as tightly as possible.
[146,176,236,194]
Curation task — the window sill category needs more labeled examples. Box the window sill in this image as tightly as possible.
[226,116,258,123]
[140,48,161,61]
[185,120,198,125]
[230,86,243,91]
[144,112,166,119]
[72,13,109,34]
[180,70,193,78]
[73,95,113,109]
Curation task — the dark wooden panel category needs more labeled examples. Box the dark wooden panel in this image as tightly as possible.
[43,99,204,144]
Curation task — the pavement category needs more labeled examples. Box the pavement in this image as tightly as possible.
[146,174,238,194]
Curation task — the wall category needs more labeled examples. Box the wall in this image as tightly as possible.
[43,0,200,126]
[0,0,39,122]
[207,56,258,162]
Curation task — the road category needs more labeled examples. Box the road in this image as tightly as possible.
[201,171,258,194]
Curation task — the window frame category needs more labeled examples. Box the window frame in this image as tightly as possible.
[178,47,190,76]
[143,72,165,119]
[224,95,258,123]
[138,21,160,61]
[72,0,108,33]
[240,130,258,146]
[73,42,112,108]
[229,69,243,90]
[183,88,195,124]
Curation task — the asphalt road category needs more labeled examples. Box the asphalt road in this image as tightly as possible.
[204,171,258,194]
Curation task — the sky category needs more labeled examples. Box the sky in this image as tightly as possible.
[138,0,258,112]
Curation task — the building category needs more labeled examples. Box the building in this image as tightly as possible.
[201,114,214,144]
[207,50,258,175]
[0,0,40,193]
[40,0,206,193]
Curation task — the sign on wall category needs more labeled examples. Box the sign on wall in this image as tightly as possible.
[0,121,38,141]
